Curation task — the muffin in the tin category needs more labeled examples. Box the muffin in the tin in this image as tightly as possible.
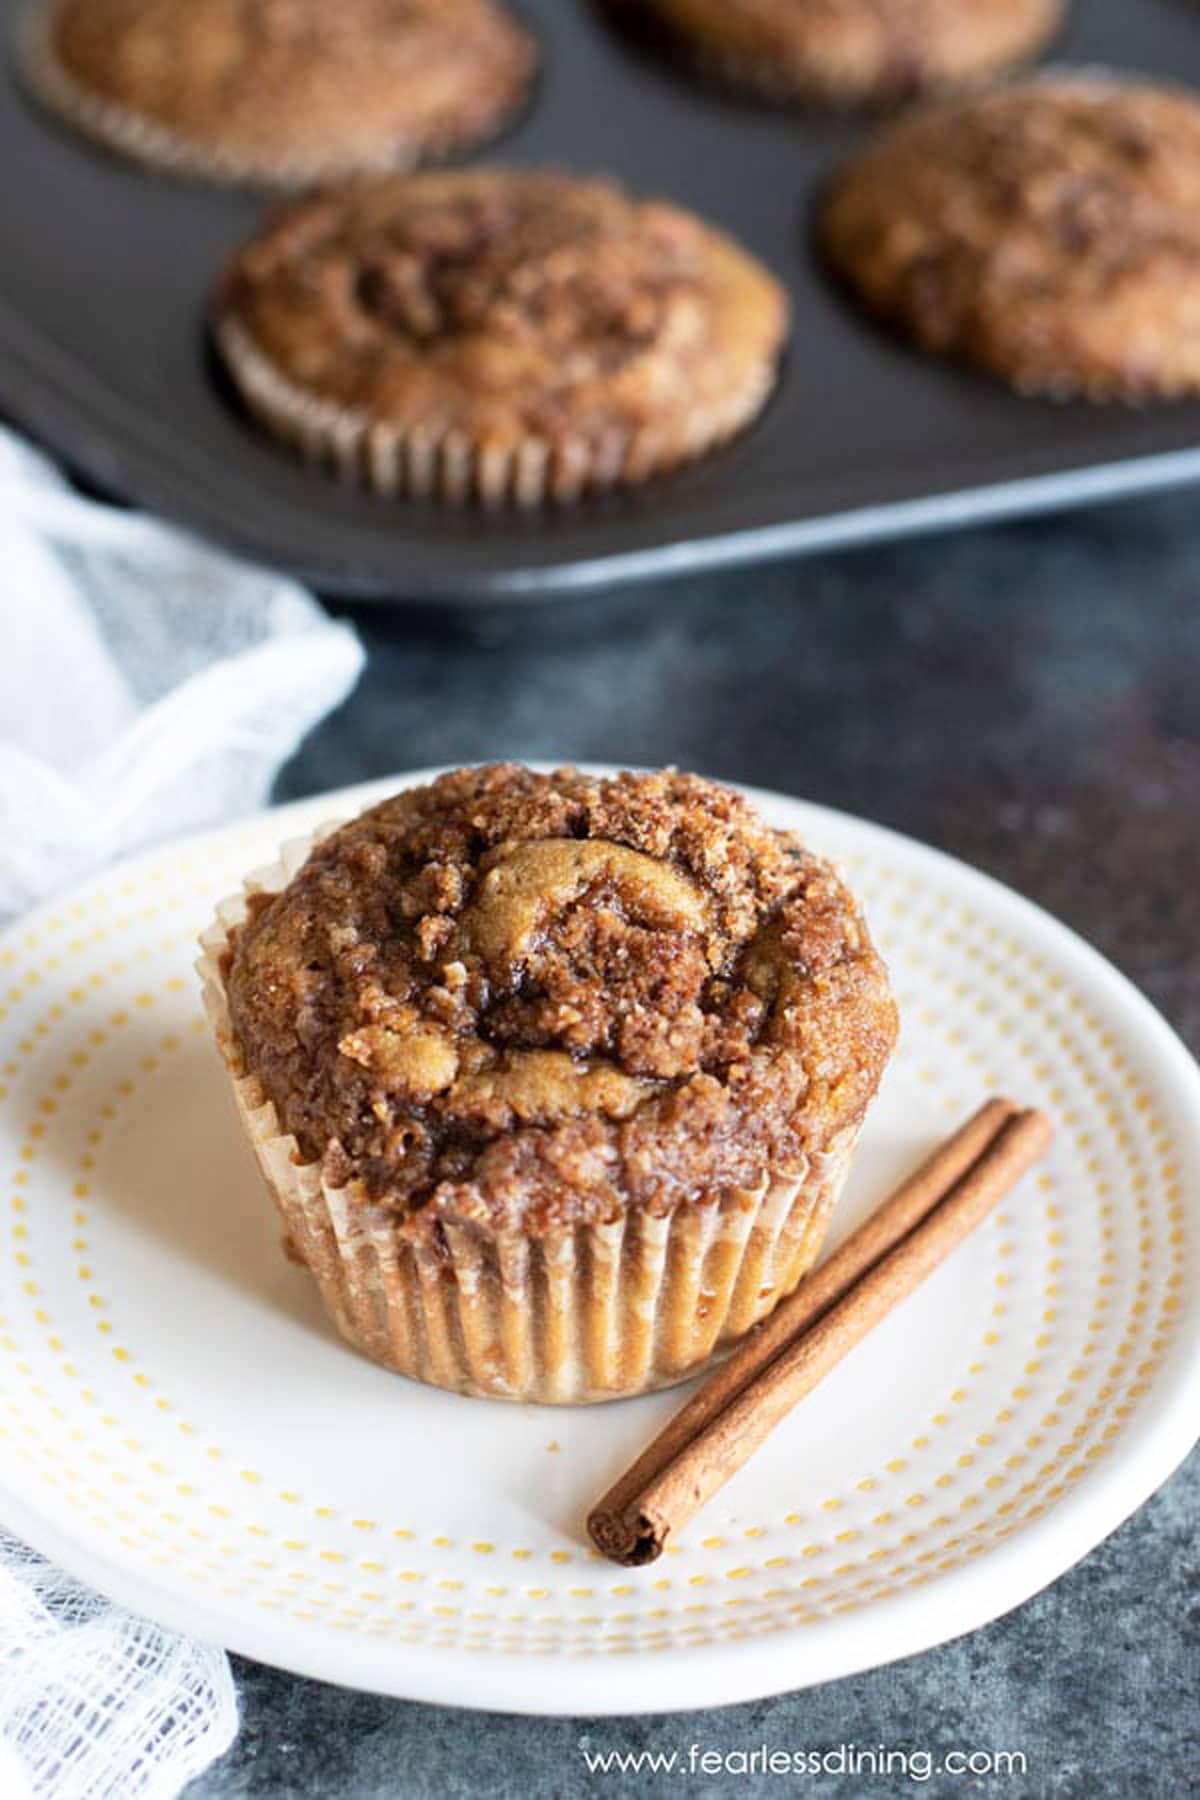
[212,168,789,504]
[821,73,1200,399]
[625,0,1065,106]
[20,0,537,185]
[199,765,898,1404]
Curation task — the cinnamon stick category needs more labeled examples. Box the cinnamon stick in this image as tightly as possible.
[588,1100,1052,1565]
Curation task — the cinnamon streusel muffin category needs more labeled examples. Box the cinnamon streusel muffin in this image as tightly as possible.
[624,0,1064,106]
[20,0,536,185]
[199,766,897,1403]
[821,73,1200,399]
[213,169,789,503]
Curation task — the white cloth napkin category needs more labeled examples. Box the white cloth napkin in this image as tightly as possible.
[0,1532,237,1800]
[0,425,365,1796]
[0,425,363,918]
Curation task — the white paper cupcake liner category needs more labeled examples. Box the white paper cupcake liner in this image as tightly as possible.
[198,827,858,1403]
[212,313,779,505]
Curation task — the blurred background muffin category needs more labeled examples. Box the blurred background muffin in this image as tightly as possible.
[213,168,789,503]
[21,0,538,183]
[821,73,1200,399]
[615,0,1065,106]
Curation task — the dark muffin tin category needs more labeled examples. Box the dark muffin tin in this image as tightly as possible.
[2,0,1200,604]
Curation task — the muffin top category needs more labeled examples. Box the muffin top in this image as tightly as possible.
[223,766,897,1236]
[637,0,1063,103]
[214,169,788,446]
[822,74,1200,398]
[34,0,536,181]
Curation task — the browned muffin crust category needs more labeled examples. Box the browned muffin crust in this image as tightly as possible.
[629,0,1064,105]
[26,0,536,183]
[223,767,897,1237]
[821,73,1200,399]
[213,169,788,496]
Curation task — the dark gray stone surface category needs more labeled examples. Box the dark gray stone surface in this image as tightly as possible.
[199,493,1199,1797]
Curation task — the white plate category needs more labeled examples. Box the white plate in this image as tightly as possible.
[0,772,1196,1715]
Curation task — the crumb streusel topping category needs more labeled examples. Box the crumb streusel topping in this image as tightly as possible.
[225,766,897,1234]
